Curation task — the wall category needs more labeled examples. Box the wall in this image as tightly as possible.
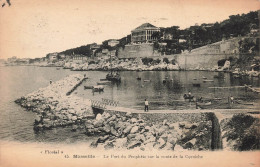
[118,37,242,69]
[118,43,160,59]
[174,53,239,70]
[171,38,241,70]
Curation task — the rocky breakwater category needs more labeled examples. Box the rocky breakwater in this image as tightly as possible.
[86,111,213,151]
[15,74,93,131]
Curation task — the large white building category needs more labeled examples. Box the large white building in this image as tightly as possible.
[131,23,160,43]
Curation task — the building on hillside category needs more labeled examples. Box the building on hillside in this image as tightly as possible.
[72,54,88,63]
[110,50,117,57]
[108,39,119,47]
[58,54,66,59]
[131,23,160,43]
[179,39,187,43]
[7,56,17,63]
[47,52,58,61]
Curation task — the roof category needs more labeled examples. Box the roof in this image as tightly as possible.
[132,23,159,31]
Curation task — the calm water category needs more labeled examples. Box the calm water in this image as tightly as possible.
[0,66,259,143]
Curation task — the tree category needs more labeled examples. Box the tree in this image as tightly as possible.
[163,57,170,64]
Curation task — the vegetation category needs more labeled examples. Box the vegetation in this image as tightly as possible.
[221,114,260,151]
[157,11,259,55]
[141,57,153,65]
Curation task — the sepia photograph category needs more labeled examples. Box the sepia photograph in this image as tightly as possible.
[0,0,259,166]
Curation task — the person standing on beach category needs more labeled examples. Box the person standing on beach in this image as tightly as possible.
[50,79,52,84]
[144,99,149,112]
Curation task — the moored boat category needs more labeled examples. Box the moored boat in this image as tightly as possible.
[92,85,104,92]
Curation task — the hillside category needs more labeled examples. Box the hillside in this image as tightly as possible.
[52,10,259,57]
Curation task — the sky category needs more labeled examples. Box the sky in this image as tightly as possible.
[0,0,259,59]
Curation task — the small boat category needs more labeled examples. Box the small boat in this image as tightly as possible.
[202,76,207,79]
[192,83,201,87]
[136,77,141,80]
[197,101,212,106]
[106,72,121,82]
[196,101,213,109]
[203,80,214,82]
[97,81,111,85]
[92,85,104,92]
[183,94,194,100]
[84,86,93,89]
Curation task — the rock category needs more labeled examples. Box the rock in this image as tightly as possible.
[43,118,52,125]
[110,127,118,136]
[144,126,151,131]
[127,140,141,149]
[174,144,185,151]
[167,134,177,145]
[135,134,146,142]
[114,121,125,130]
[114,137,127,148]
[123,125,133,134]
[90,140,98,148]
[183,141,194,149]
[102,112,111,119]
[93,119,104,128]
[144,134,156,144]
[179,122,186,128]
[144,142,155,150]
[107,115,117,122]
[157,137,167,149]
[125,111,132,118]
[190,138,197,145]
[35,115,42,124]
[130,118,138,123]
[184,123,196,129]
[97,135,110,143]
[121,116,127,122]
[163,119,168,125]
[130,126,139,134]
[71,116,77,121]
[104,141,114,149]
[96,113,102,120]
[157,126,169,136]
[66,114,73,120]
[85,123,94,129]
[72,125,78,131]
[169,123,175,129]
[103,124,111,133]
[127,134,137,140]
[163,142,174,150]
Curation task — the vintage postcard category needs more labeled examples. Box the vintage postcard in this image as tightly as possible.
[0,0,259,166]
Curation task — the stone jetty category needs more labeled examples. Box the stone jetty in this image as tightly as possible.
[15,74,93,131]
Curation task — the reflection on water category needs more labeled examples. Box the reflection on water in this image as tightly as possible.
[0,66,259,143]
[77,71,260,110]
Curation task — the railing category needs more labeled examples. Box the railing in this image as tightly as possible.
[91,98,119,110]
